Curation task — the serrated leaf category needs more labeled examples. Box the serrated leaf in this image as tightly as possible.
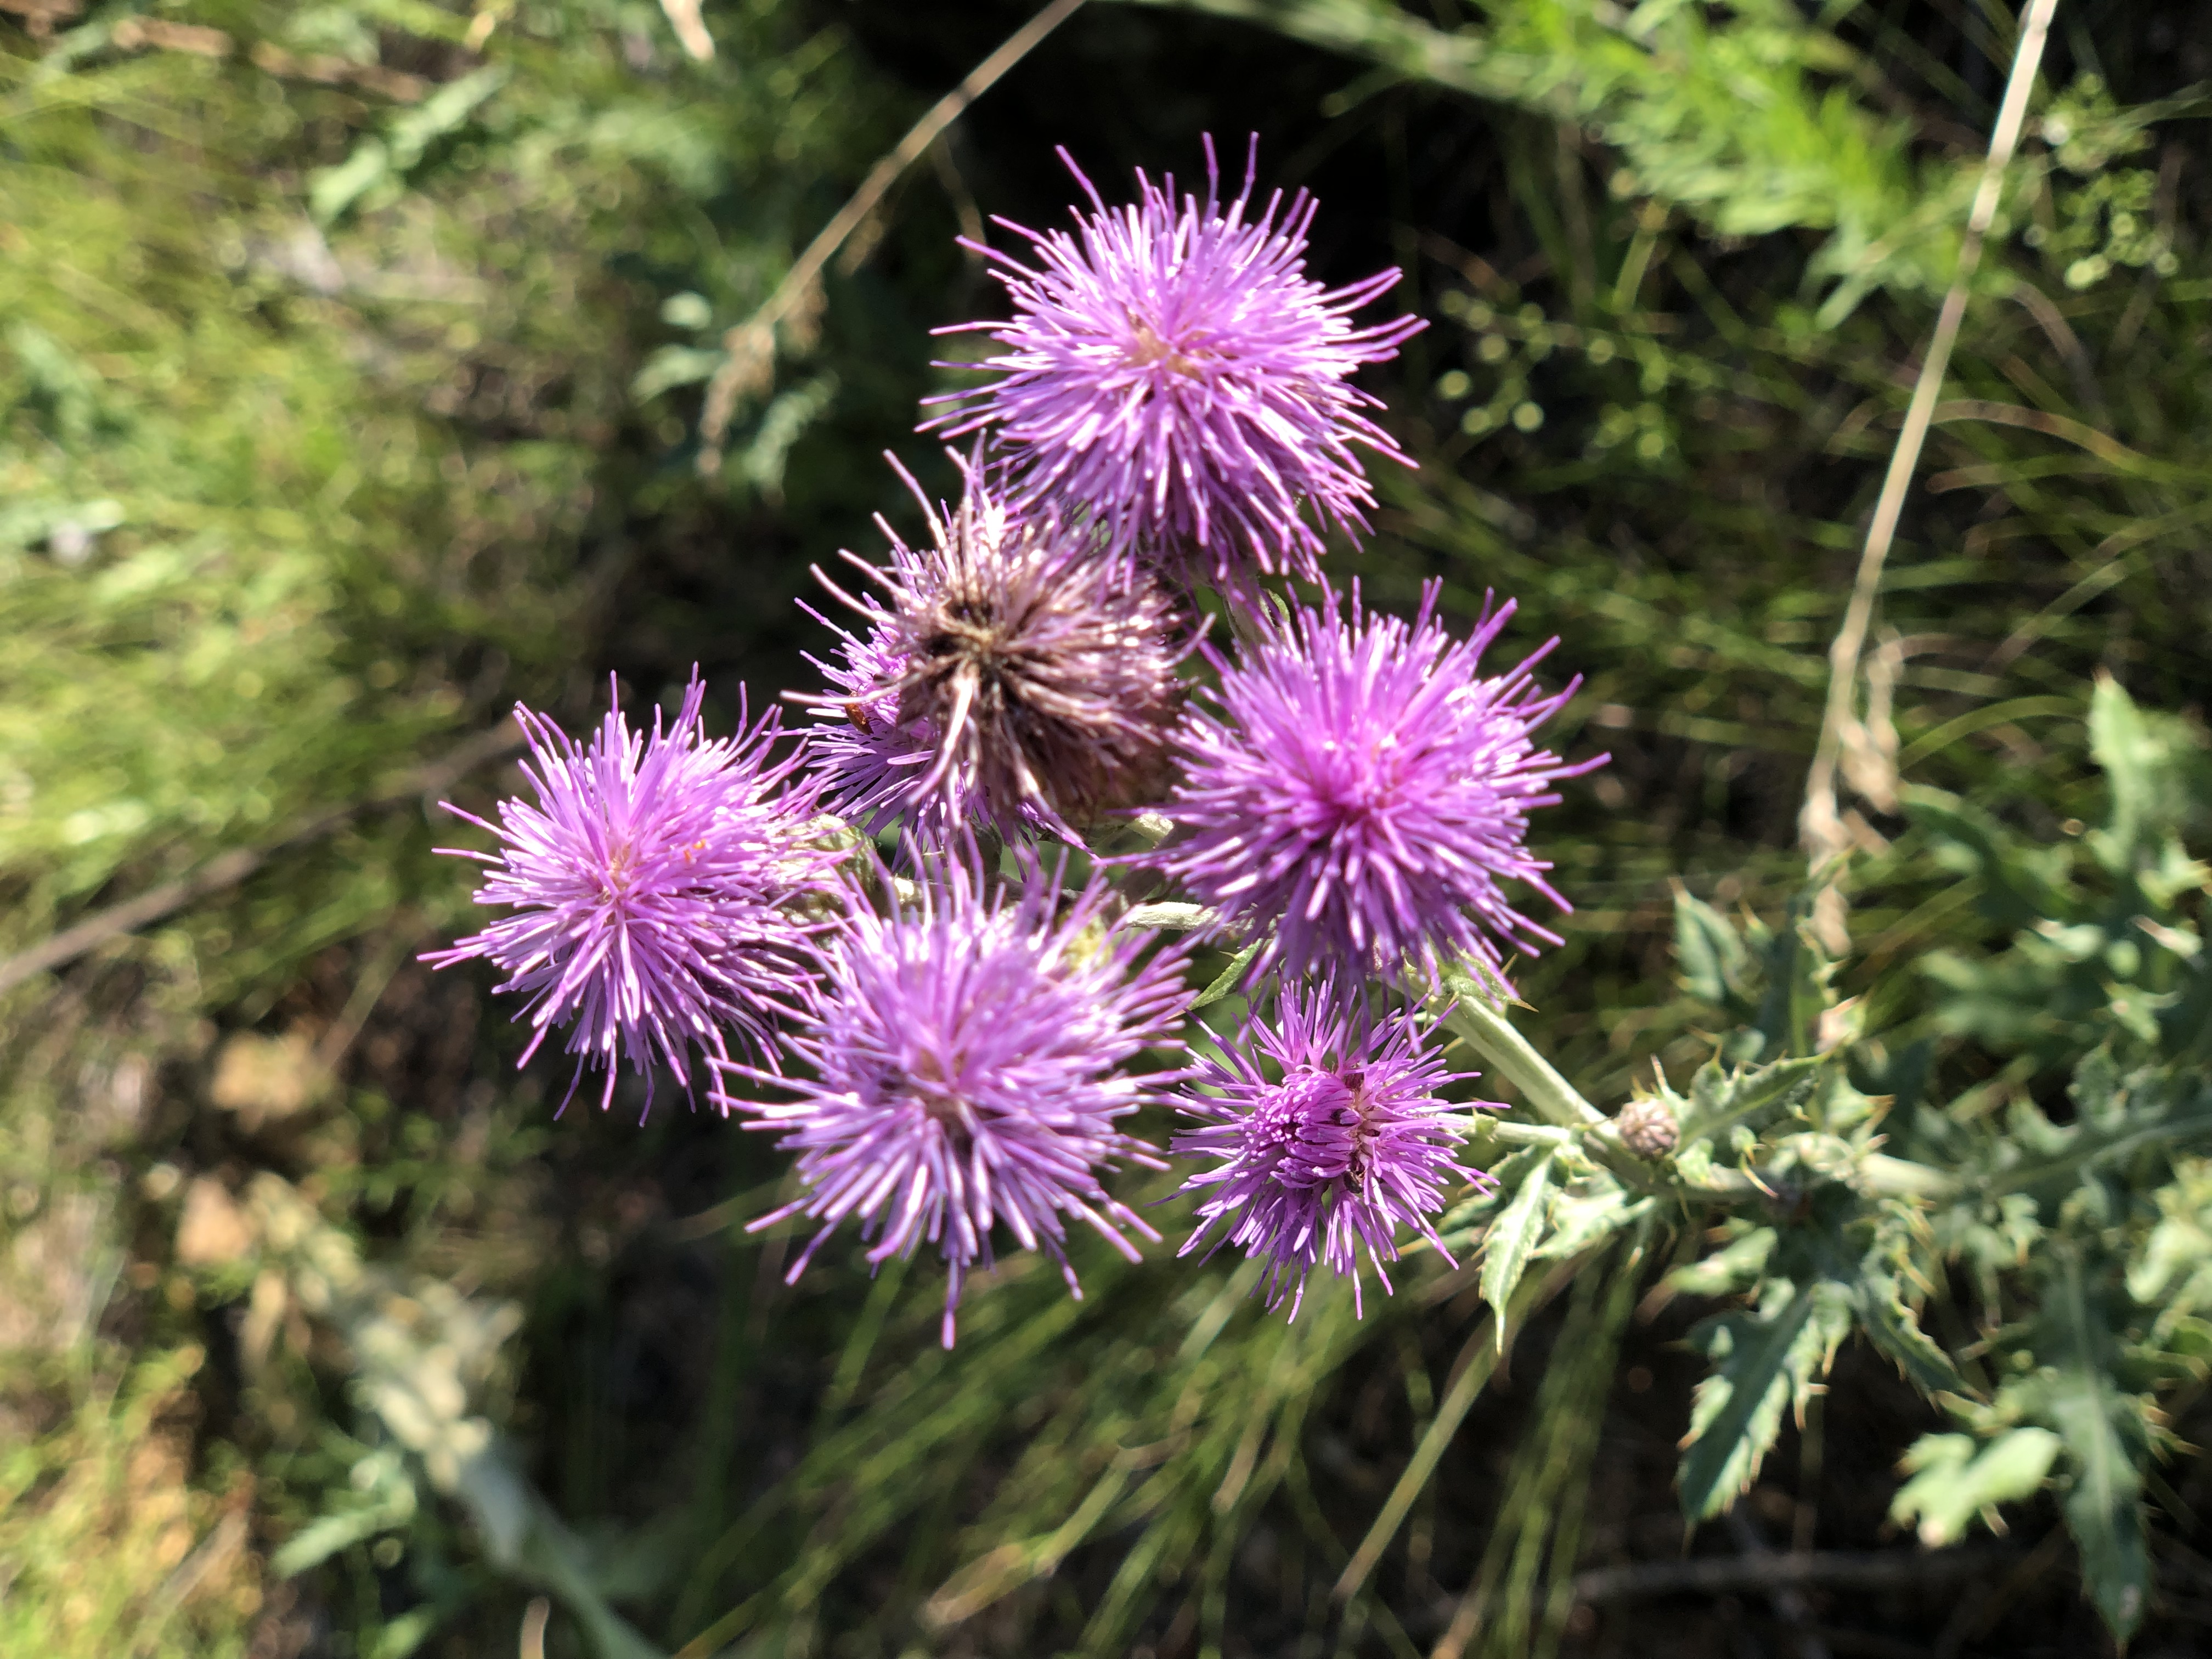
[1751,900,1831,1059]
[1903,786,2079,933]
[2050,1377,2151,1643]
[1977,1064,2212,1200]
[1855,1271,1970,1401]
[1434,1143,1549,1246]
[1680,1278,1853,1521]
[1537,1183,1649,1263]
[1674,1053,1827,1144]
[2085,672,2207,866]
[1668,1226,1776,1299]
[1480,1150,1556,1346]
[2131,1160,2212,1334]
[2043,1254,2152,1644]
[1890,1428,2062,1546]
[1893,1424,2061,1557]
[1673,883,1750,1011]
[1678,1281,1814,1520]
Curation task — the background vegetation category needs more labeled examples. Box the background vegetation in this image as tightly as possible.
[2,1,2209,1655]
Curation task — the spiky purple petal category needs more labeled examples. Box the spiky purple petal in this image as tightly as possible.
[797,607,965,847]
[425,674,832,1115]
[726,849,1193,1345]
[1148,580,1600,992]
[926,136,1423,588]
[1175,981,1492,1318]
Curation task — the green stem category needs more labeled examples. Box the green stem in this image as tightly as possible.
[1425,969,1955,1206]
[1434,970,1606,1129]
[1486,1122,1581,1148]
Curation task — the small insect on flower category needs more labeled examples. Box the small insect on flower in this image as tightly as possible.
[724,847,1193,1346]
[924,135,1424,590]
[798,453,1190,845]
[798,610,960,845]
[424,673,833,1116]
[1148,580,1602,994]
[1174,980,1495,1318]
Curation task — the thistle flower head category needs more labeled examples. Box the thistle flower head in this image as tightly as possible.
[425,674,832,1115]
[727,849,1192,1346]
[800,454,1190,844]
[1148,581,1599,992]
[1174,981,1491,1318]
[925,136,1423,588]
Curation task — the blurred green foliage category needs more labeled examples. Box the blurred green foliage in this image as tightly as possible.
[4,1,2212,1657]
[1,1,915,1651]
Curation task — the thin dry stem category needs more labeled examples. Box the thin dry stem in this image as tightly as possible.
[697,0,1090,472]
[1799,0,2061,904]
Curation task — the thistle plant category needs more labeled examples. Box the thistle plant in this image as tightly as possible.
[420,128,2207,1652]
[432,140,1567,1332]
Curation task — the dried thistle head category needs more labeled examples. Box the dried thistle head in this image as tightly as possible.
[804,455,1193,843]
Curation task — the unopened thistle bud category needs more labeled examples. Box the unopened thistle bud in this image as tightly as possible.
[1615,1097,1679,1160]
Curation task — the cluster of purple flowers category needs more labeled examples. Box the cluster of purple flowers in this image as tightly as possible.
[430,140,1598,1342]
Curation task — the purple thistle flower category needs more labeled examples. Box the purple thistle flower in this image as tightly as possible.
[725,850,1192,1346]
[798,454,1190,844]
[1147,580,1601,992]
[1174,980,1494,1318]
[425,674,833,1115]
[924,136,1424,588]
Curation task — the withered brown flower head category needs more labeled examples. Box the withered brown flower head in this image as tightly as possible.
[804,454,1193,843]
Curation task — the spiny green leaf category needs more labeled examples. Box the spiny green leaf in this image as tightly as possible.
[2091,673,2162,859]
[1678,1281,1814,1520]
[1672,881,1751,1011]
[1889,1429,2062,1547]
[1667,1226,1776,1300]
[2087,671,2212,869]
[1855,1271,1971,1402]
[1751,896,1831,1058]
[1674,1053,1828,1144]
[2131,1159,2212,1339]
[1481,1150,1557,1346]
[1537,1182,1651,1263]
[1903,786,2080,933]
[2042,1254,2152,1644]
[1976,1064,2212,1201]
